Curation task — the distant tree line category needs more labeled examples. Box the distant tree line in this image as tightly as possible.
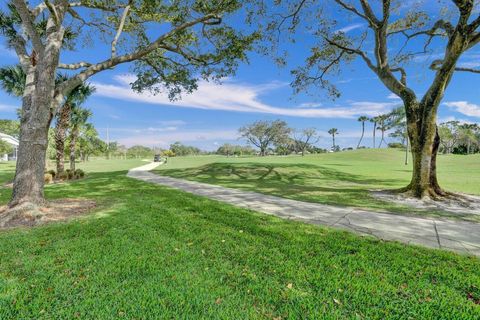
[215,144,256,156]
[235,114,479,157]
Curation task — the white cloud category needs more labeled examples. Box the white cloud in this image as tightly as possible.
[0,103,18,112]
[444,101,480,118]
[318,129,364,139]
[413,52,444,63]
[298,102,322,108]
[110,128,238,148]
[92,74,395,119]
[438,116,474,124]
[387,93,401,100]
[336,23,364,33]
[158,120,187,126]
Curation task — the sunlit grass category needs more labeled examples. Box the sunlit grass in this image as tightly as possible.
[154,149,480,220]
[0,159,479,318]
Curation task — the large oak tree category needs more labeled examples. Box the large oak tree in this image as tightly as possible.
[258,0,480,198]
[0,0,257,211]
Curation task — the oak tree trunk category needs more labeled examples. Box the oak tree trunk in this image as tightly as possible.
[404,104,444,198]
[10,110,52,206]
[10,68,55,207]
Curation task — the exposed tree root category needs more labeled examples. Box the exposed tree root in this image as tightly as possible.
[0,199,96,229]
[0,202,44,227]
[395,183,459,201]
[372,187,480,216]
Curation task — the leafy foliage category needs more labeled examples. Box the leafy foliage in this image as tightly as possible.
[0,139,13,155]
[439,121,480,154]
[239,120,292,155]
[169,142,202,156]
[0,119,20,136]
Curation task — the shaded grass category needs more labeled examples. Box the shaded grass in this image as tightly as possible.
[154,150,480,220]
[0,165,479,319]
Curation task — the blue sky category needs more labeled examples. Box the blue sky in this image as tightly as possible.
[1,1,480,151]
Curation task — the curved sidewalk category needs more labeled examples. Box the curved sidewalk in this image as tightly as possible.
[128,162,480,257]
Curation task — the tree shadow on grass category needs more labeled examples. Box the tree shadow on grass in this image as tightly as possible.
[157,162,412,213]
[154,162,480,220]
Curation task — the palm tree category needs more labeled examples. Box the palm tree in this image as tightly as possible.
[370,116,379,148]
[376,114,391,148]
[328,128,338,150]
[387,106,409,164]
[69,107,92,172]
[0,65,26,98]
[55,81,94,174]
[0,65,94,173]
[357,116,369,148]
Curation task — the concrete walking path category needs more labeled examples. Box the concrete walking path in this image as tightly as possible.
[128,162,480,257]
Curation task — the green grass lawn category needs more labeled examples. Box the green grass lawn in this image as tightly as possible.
[0,158,479,318]
[154,149,480,220]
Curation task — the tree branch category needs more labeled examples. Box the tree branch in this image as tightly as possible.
[277,0,308,31]
[12,42,30,69]
[54,13,222,112]
[11,0,44,52]
[44,0,60,26]
[455,66,480,73]
[111,5,131,58]
[67,8,112,29]
[390,67,407,85]
[58,62,93,70]
[323,37,377,72]
[32,2,48,17]
[333,0,373,26]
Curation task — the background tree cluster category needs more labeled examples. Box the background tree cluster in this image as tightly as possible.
[216,144,256,156]
[439,121,480,154]
[239,120,326,156]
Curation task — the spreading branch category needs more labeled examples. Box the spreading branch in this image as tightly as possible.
[323,37,377,72]
[58,62,93,70]
[111,5,131,58]
[54,13,222,113]
[333,0,373,26]
[11,0,44,52]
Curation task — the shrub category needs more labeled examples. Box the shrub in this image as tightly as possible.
[64,169,74,180]
[47,169,56,179]
[56,171,68,181]
[388,143,405,149]
[44,173,53,184]
[74,169,85,178]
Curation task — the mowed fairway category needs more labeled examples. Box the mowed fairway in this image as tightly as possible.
[154,149,480,219]
[0,159,480,318]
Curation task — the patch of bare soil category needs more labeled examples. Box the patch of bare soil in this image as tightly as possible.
[0,198,96,229]
[371,190,480,215]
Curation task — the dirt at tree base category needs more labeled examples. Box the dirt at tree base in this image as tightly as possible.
[371,190,480,216]
[0,199,96,229]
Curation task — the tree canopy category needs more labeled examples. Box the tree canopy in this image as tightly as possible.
[0,0,258,107]
[253,0,480,198]
[239,120,292,156]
